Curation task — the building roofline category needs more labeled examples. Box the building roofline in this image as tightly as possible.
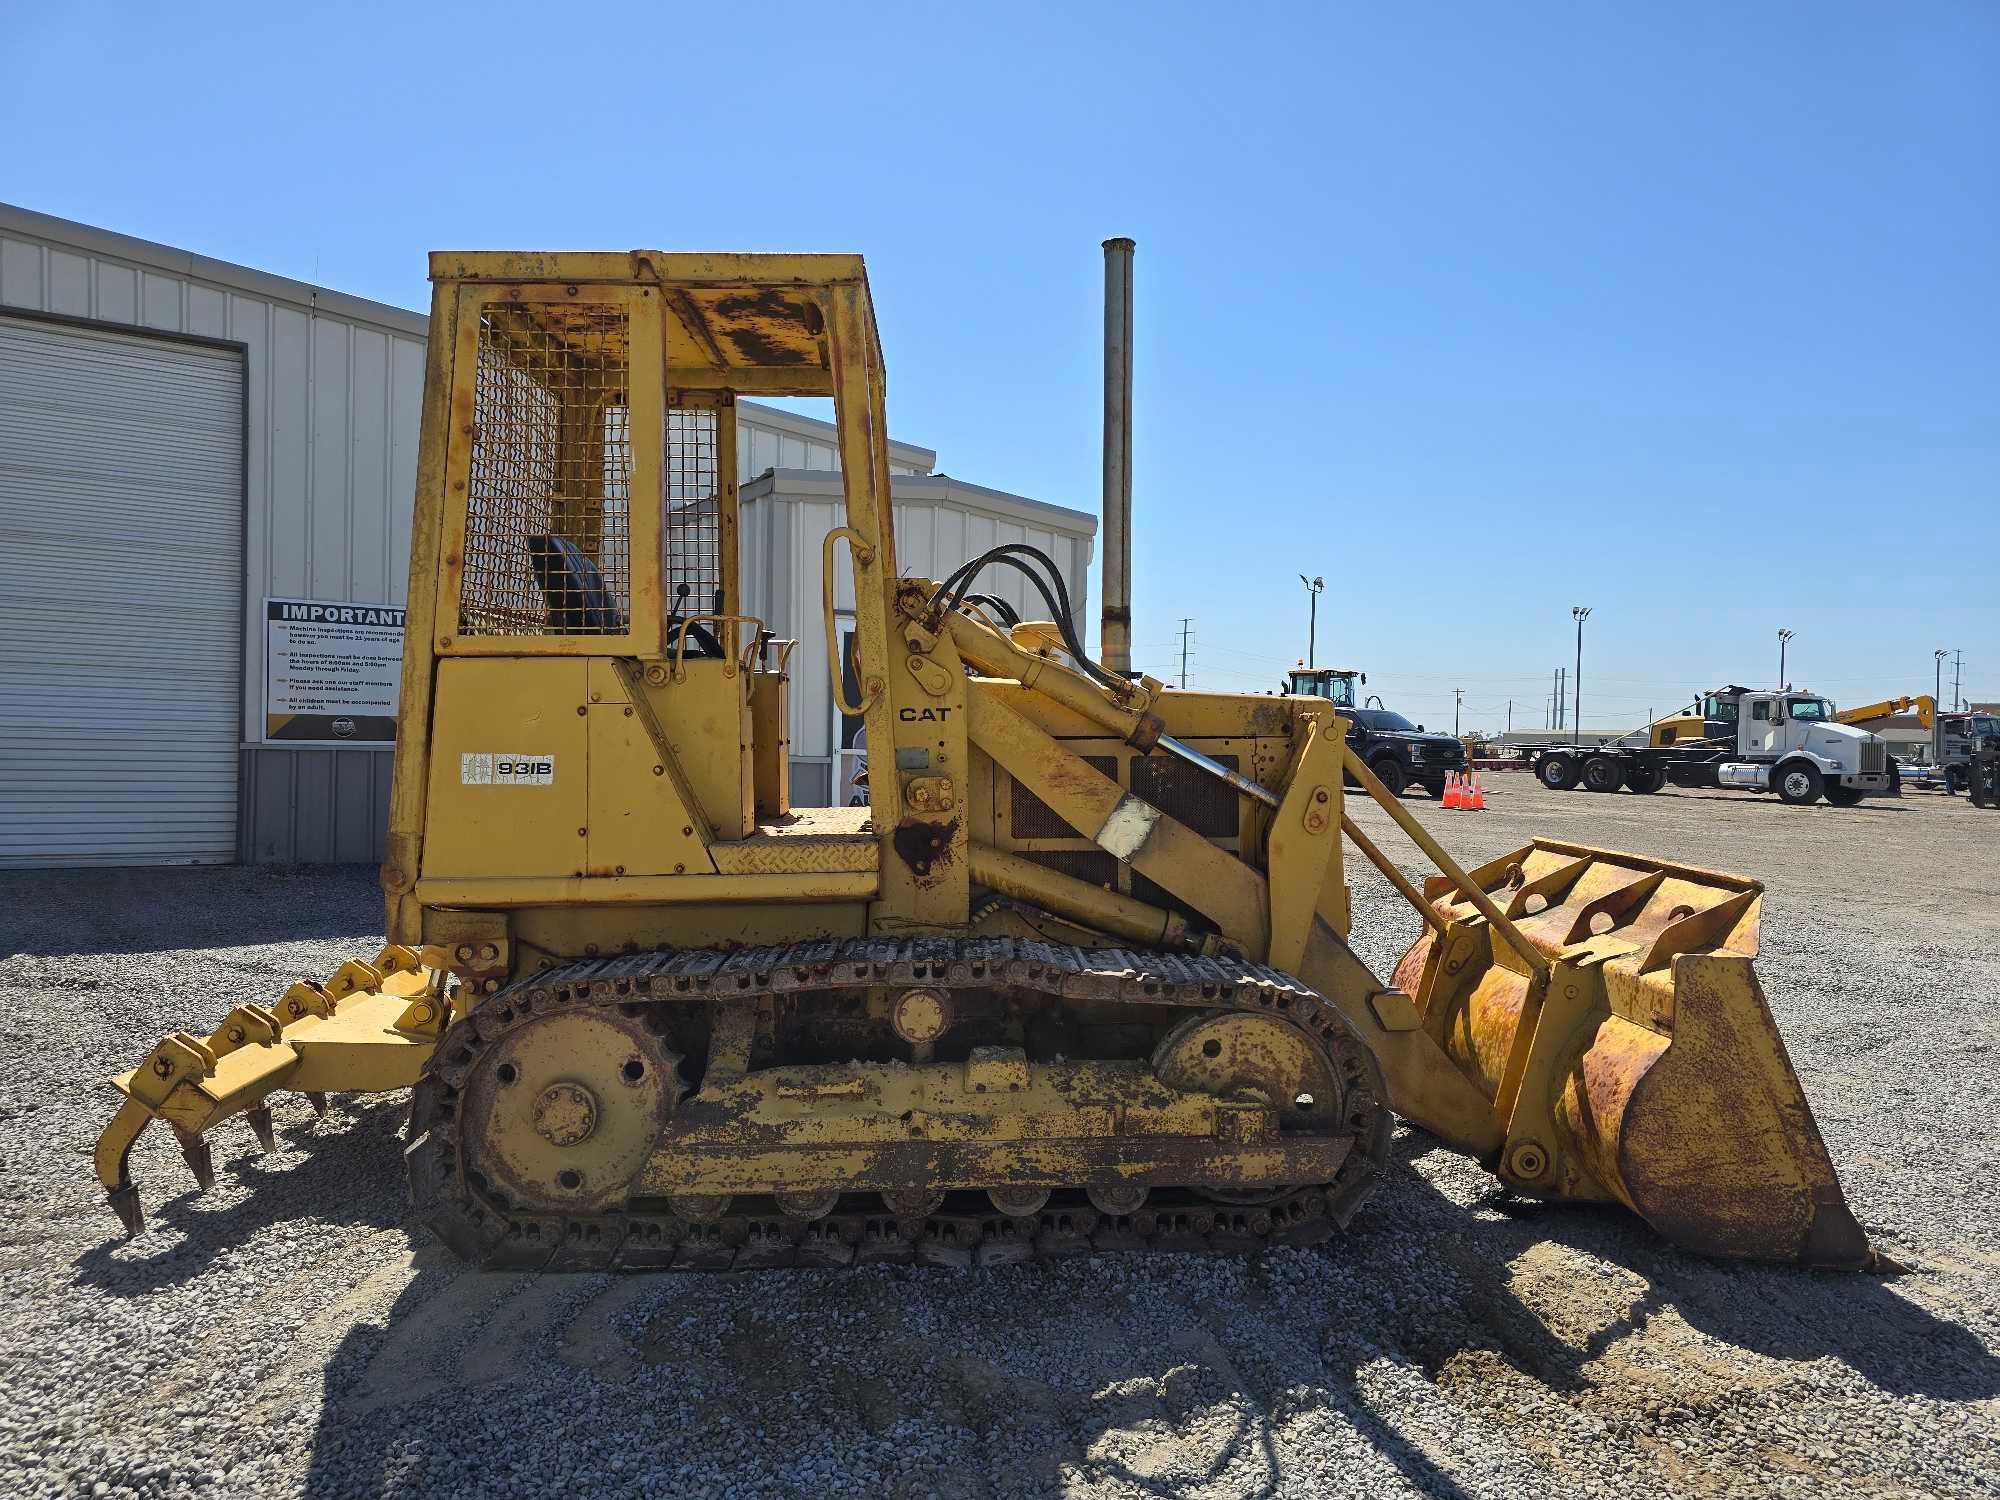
[743,468,1097,536]
[737,400,934,472]
[3,204,953,468]
[1,200,430,338]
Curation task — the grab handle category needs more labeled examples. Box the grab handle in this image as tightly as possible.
[821,526,878,718]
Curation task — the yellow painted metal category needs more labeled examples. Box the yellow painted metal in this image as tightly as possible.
[822,526,879,717]
[1389,839,1872,1267]
[1837,693,1935,731]
[94,948,445,1216]
[94,245,1870,1272]
[1264,717,1343,974]
[415,872,881,906]
[967,692,1270,953]
[639,1051,1339,1196]
[967,844,1191,949]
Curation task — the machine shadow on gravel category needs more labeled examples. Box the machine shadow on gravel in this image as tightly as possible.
[289,1248,1491,1500]
[70,1096,409,1294]
[1387,1132,2000,1404]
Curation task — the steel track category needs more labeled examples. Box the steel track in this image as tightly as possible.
[407,937,1393,1270]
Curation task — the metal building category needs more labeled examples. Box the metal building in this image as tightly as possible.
[0,204,1094,867]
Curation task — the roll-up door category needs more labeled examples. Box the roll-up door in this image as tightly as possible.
[0,315,243,865]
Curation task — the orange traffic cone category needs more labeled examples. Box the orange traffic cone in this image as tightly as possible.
[1468,774,1487,810]
[1443,772,1465,809]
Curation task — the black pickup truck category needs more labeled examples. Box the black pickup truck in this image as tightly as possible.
[1342,708,1467,798]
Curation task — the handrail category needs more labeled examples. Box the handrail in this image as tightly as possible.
[1342,746,1550,977]
[821,527,878,717]
[670,613,763,682]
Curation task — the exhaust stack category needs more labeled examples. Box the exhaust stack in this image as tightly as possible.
[1101,237,1134,676]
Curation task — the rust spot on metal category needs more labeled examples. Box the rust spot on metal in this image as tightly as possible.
[712,288,816,323]
[723,326,811,367]
[892,816,959,881]
[1245,700,1293,738]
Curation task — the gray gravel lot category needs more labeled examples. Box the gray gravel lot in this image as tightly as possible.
[3,779,1997,1498]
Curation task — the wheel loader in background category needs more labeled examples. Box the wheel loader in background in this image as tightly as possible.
[95,245,1875,1272]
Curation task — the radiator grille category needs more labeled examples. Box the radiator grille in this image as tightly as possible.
[460,303,630,637]
[1131,753,1241,838]
[1861,740,1887,774]
[1010,757,1119,838]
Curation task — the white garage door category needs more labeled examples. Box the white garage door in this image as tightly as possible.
[0,315,243,865]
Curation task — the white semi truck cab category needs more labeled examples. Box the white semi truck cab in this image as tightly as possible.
[1709,689,1893,804]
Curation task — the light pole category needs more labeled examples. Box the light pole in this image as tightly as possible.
[1936,649,1949,759]
[1571,606,1591,746]
[1299,574,1323,668]
[1778,628,1793,688]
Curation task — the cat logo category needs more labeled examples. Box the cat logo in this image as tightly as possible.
[898,707,953,723]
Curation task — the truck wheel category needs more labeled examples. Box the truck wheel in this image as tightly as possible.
[1538,753,1579,791]
[1370,758,1408,797]
[1625,763,1667,794]
[1823,784,1863,807]
[1580,755,1624,793]
[1774,761,1823,806]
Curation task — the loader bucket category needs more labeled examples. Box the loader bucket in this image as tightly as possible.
[94,945,449,1235]
[1389,839,1872,1269]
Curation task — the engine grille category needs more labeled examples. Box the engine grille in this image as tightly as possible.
[1861,741,1887,774]
[1011,757,1118,838]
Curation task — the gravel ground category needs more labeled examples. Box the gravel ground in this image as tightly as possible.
[3,779,1997,1499]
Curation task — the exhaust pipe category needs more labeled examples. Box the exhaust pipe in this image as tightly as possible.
[1100,237,1134,677]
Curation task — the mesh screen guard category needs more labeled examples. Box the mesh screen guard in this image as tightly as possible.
[459,302,633,637]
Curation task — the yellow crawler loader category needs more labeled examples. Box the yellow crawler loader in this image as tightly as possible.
[97,247,1873,1272]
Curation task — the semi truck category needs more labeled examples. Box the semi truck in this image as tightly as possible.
[1524,686,1893,807]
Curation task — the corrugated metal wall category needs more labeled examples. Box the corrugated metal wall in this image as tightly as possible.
[740,472,1096,802]
[0,203,427,864]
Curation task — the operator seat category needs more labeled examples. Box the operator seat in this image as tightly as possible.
[526,534,625,633]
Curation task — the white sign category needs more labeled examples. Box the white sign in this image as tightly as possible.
[461,753,556,786]
[265,597,405,743]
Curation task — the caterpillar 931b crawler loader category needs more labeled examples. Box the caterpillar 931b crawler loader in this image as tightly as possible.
[96,248,1875,1272]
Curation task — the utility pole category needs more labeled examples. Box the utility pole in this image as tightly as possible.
[1454,688,1464,736]
[1954,649,1964,712]
[1778,627,1793,689]
[1177,617,1194,689]
[1299,575,1323,669]
[1556,667,1566,730]
[1507,699,1512,734]
[1571,606,1591,746]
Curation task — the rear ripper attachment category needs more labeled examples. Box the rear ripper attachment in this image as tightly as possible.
[1389,839,1873,1269]
[96,946,450,1232]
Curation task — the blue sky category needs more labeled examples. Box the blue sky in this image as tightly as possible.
[4,2,1993,731]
